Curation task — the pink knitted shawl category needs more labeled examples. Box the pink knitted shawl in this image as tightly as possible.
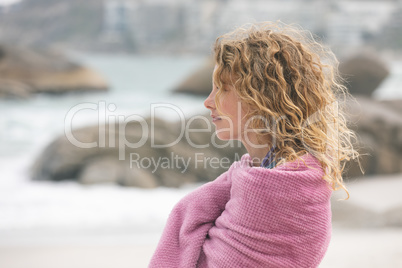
[149,153,332,268]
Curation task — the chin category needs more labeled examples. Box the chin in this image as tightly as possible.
[216,133,230,141]
[215,130,238,141]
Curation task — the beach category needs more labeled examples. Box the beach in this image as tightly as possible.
[1,227,402,268]
[1,173,402,268]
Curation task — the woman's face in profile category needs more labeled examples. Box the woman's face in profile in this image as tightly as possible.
[204,66,246,141]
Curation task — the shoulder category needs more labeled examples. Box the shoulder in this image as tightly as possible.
[232,153,324,180]
[229,153,330,198]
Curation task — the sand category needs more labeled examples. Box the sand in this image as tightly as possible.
[1,174,401,268]
[1,228,402,268]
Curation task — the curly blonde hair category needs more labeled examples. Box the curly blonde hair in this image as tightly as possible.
[213,22,360,195]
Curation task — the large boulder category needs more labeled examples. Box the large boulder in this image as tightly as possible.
[31,115,246,188]
[339,53,390,97]
[0,45,108,98]
[344,96,402,178]
[174,53,391,99]
[172,58,214,96]
[31,96,402,187]
[331,174,402,228]
[31,95,402,188]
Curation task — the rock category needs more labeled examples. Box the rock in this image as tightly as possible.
[30,66,109,94]
[0,79,32,98]
[332,174,402,228]
[344,96,402,178]
[157,168,198,188]
[78,156,159,188]
[172,58,214,96]
[31,114,246,188]
[79,156,125,185]
[339,53,390,97]
[331,200,378,228]
[174,53,391,98]
[384,206,402,227]
[344,132,377,177]
[122,165,159,188]
[0,45,108,98]
[381,99,402,115]
[31,95,402,188]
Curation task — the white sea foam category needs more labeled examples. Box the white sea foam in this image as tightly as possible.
[0,154,195,231]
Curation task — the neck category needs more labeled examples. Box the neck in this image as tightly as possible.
[242,133,272,167]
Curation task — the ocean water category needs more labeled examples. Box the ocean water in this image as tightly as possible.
[0,54,206,237]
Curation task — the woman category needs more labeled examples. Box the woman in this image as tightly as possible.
[149,22,359,267]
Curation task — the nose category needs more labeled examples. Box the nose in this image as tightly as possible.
[204,89,216,110]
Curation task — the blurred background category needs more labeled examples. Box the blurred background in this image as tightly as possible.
[0,0,401,267]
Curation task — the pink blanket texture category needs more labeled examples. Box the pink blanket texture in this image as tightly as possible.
[149,153,332,268]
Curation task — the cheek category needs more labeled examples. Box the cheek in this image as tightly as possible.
[220,93,237,112]
[220,101,232,114]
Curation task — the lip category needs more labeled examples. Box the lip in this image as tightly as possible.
[211,115,222,122]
